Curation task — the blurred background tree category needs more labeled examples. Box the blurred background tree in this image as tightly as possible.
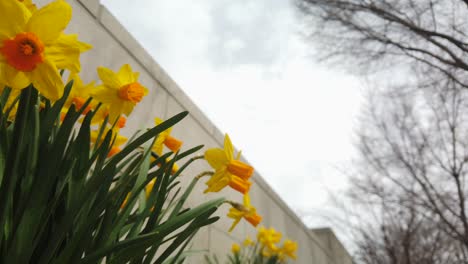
[296,1,468,262]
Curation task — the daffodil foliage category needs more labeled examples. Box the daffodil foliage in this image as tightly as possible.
[0,84,224,264]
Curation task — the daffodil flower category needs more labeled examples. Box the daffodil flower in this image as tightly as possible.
[152,117,183,155]
[231,243,241,254]
[92,64,148,122]
[257,226,282,252]
[243,236,255,247]
[278,239,298,260]
[227,194,262,232]
[204,134,254,194]
[0,0,91,101]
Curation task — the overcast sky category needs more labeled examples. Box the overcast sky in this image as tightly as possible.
[101,0,364,227]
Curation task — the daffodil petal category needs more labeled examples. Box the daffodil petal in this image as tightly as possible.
[29,59,63,101]
[107,101,126,124]
[77,38,92,52]
[121,101,134,116]
[224,134,234,160]
[243,193,251,207]
[26,0,72,44]
[227,208,244,219]
[228,218,241,232]
[45,34,91,73]
[204,178,229,192]
[113,134,127,147]
[0,63,30,90]
[152,143,163,156]
[92,85,116,104]
[154,118,173,135]
[97,67,122,89]
[20,0,37,12]
[205,169,230,192]
[0,0,29,41]
[92,85,126,122]
[155,117,163,125]
[90,105,108,125]
[117,64,138,84]
[152,134,166,155]
[205,148,229,170]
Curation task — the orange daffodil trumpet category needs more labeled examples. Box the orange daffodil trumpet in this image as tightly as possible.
[0,0,91,101]
[92,64,148,123]
[204,134,254,194]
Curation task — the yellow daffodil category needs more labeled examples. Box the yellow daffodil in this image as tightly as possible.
[231,243,241,254]
[92,64,148,122]
[65,73,96,115]
[227,194,262,232]
[90,128,127,157]
[152,117,183,155]
[278,239,298,260]
[257,227,282,252]
[243,236,255,247]
[0,0,91,101]
[204,134,254,194]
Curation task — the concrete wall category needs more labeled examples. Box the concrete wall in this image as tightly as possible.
[312,228,353,264]
[35,0,353,263]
